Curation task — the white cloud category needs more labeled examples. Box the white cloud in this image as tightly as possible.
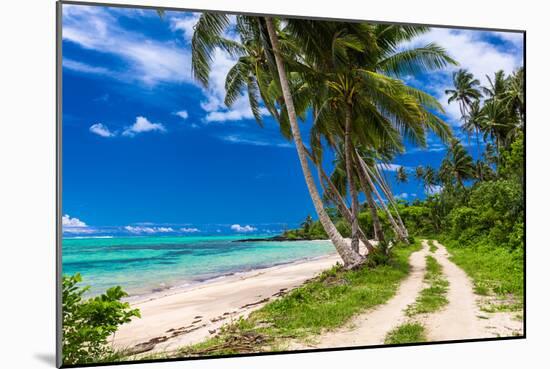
[169,13,201,41]
[124,225,175,234]
[62,4,192,85]
[427,185,443,195]
[63,59,114,76]
[63,5,269,124]
[62,214,94,234]
[62,214,87,227]
[180,227,200,233]
[122,116,166,137]
[230,224,257,233]
[174,110,189,119]
[376,163,407,172]
[221,135,293,148]
[199,48,270,123]
[403,28,523,125]
[89,123,116,137]
[396,193,409,199]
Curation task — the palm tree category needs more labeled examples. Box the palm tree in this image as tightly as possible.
[191,14,363,266]
[396,166,408,184]
[439,139,475,188]
[445,69,482,124]
[265,18,365,266]
[465,99,486,155]
[422,165,437,194]
[483,70,508,99]
[285,21,453,245]
[503,67,525,125]
[301,215,314,234]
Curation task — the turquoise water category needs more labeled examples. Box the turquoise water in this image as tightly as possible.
[62,235,334,297]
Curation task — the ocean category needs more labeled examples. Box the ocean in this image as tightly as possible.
[62,235,335,297]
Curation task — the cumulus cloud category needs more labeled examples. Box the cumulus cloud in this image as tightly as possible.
[62,214,87,227]
[180,227,200,233]
[62,214,94,234]
[174,110,189,119]
[124,225,175,234]
[230,224,257,233]
[122,116,166,137]
[89,123,116,137]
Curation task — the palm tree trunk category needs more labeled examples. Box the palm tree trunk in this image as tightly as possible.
[265,18,362,266]
[369,166,409,238]
[317,164,375,254]
[356,167,385,243]
[344,104,360,253]
[365,191,384,243]
[355,152,406,241]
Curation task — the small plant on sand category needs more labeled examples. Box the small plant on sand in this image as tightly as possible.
[62,273,141,365]
[385,323,427,344]
[429,240,437,253]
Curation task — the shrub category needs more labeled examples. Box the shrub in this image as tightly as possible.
[62,273,141,365]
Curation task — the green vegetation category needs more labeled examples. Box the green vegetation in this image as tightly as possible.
[429,240,437,253]
[444,240,523,308]
[282,214,328,240]
[170,240,422,357]
[384,323,427,344]
[406,255,449,316]
[62,274,140,365]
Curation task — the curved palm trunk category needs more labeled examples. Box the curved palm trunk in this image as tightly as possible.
[369,166,409,238]
[366,191,384,242]
[356,168,385,243]
[317,164,375,254]
[344,104,360,253]
[355,152,407,241]
[265,18,362,266]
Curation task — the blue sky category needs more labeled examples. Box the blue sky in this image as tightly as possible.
[61,4,524,236]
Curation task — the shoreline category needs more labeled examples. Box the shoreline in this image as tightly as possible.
[124,247,336,305]
[112,250,341,355]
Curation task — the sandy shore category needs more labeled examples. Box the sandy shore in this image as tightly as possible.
[113,251,341,355]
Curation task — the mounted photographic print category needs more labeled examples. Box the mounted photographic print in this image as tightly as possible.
[57,1,525,367]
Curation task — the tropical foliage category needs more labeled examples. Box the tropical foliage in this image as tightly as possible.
[62,274,141,365]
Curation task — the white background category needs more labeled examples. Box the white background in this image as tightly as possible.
[0,0,547,368]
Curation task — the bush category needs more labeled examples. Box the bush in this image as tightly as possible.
[62,273,141,365]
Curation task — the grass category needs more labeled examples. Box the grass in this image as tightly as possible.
[384,323,427,344]
[428,240,437,253]
[406,255,449,316]
[442,238,523,310]
[149,240,425,358]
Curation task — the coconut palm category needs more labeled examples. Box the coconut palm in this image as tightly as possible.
[396,166,408,184]
[301,215,314,233]
[422,165,437,194]
[191,14,363,266]
[503,67,525,124]
[284,21,454,245]
[439,139,475,188]
[445,68,482,124]
[482,70,508,99]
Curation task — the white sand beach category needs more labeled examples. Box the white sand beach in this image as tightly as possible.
[113,251,341,355]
